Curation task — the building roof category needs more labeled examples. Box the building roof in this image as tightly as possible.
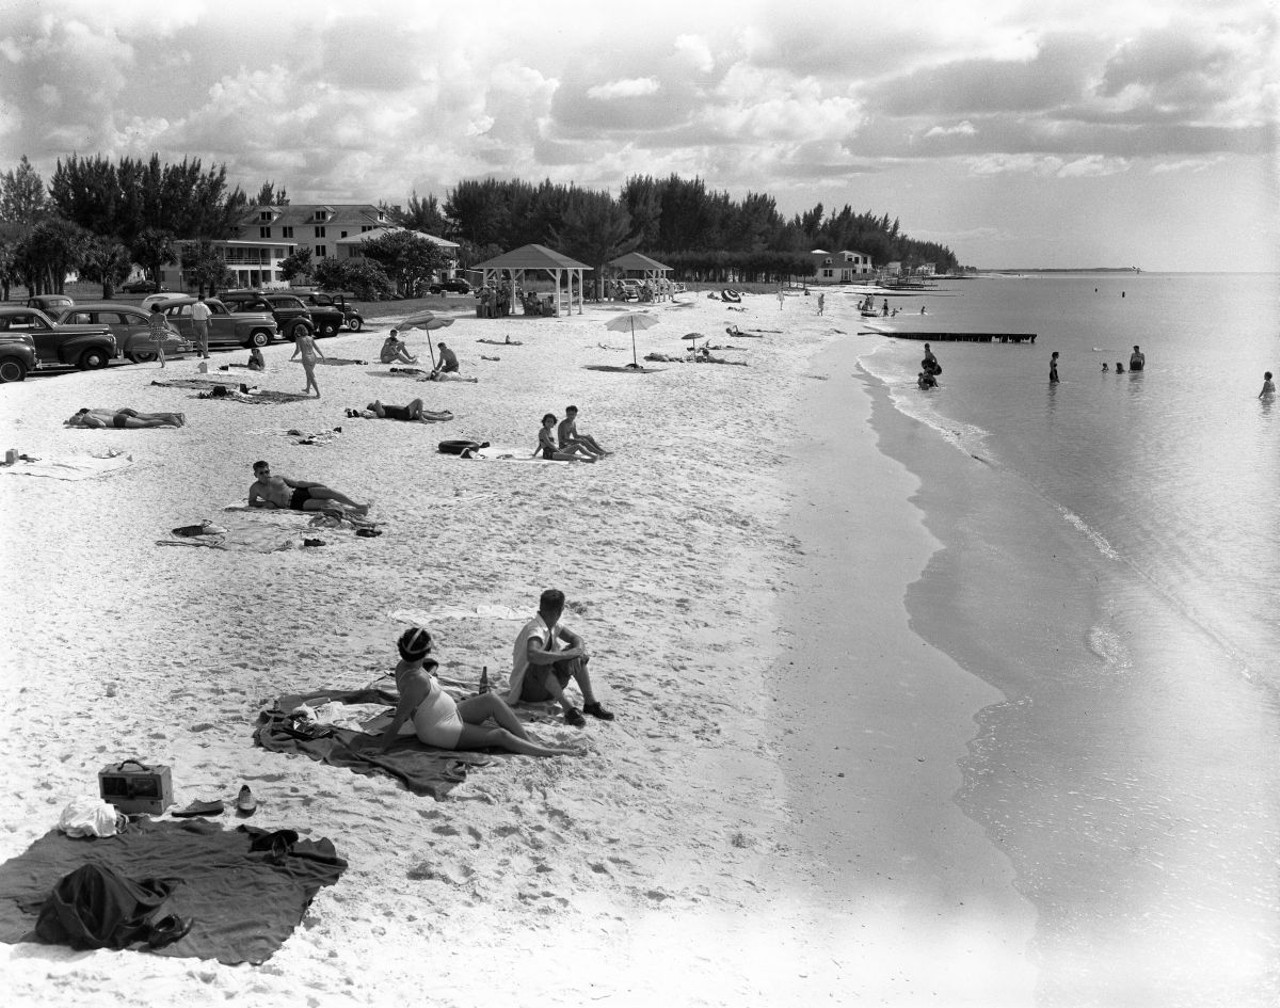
[238,203,391,230]
[474,243,592,271]
[608,252,673,272]
[333,226,459,250]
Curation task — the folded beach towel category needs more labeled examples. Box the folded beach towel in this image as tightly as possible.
[0,818,345,965]
[255,688,488,799]
[0,455,134,481]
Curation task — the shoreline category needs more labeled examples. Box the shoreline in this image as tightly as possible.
[0,294,1035,1006]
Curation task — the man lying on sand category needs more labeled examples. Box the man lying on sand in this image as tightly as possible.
[507,589,615,727]
[366,398,428,421]
[67,408,185,429]
[557,405,610,457]
[248,460,369,515]
[376,628,576,757]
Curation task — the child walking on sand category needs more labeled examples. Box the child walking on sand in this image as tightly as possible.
[290,328,324,397]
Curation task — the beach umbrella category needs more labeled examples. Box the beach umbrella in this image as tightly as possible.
[604,311,660,366]
[682,332,705,351]
[396,312,455,367]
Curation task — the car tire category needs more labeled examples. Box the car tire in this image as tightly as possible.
[128,352,157,364]
[320,321,339,337]
[0,357,27,383]
[79,348,111,370]
[347,317,363,332]
[249,329,272,348]
[289,321,311,341]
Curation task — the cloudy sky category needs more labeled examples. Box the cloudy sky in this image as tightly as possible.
[1,0,1275,270]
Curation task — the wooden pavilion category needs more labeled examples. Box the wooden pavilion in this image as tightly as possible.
[608,251,673,285]
[473,244,592,317]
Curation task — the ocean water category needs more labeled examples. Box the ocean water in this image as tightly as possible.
[852,274,1280,1005]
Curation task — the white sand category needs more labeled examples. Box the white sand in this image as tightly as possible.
[0,292,1035,1007]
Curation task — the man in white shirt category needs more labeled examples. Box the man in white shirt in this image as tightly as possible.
[191,295,213,359]
[508,589,615,728]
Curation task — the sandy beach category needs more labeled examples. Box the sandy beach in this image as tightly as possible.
[0,290,1036,1007]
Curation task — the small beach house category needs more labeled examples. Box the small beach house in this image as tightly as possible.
[809,249,875,283]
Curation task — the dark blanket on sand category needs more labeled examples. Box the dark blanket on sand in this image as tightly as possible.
[255,687,488,800]
[0,819,345,965]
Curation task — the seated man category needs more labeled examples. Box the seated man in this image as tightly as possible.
[248,460,369,515]
[557,405,610,456]
[67,407,185,429]
[432,341,459,377]
[507,589,614,727]
[366,398,427,421]
[380,331,418,365]
[539,414,596,461]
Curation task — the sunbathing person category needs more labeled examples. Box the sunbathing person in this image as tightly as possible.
[557,405,610,456]
[380,331,418,365]
[539,414,596,461]
[376,628,575,757]
[248,460,370,515]
[366,398,428,421]
[67,408,185,429]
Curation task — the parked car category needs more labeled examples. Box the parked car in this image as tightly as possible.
[0,307,116,370]
[302,291,363,332]
[141,293,181,312]
[52,303,193,363]
[121,278,169,294]
[0,331,40,382]
[220,291,315,340]
[158,297,278,349]
[428,278,472,295]
[26,294,74,313]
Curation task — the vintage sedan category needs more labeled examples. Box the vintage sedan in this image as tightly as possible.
[0,307,116,370]
[53,303,193,363]
[220,291,315,340]
[0,331,40,382]
[303,291,363,331]
[157,297,278,349]
[26,294,74,313]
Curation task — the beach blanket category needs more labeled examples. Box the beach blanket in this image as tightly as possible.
[476,339,522,346]
[220,505,382,532]
[0,818,345,965]
[316,357,368,366]
[150,378,238,390]
[461,446,569,465]
[156,515,324,553]
[243,428,344,446]
[194,388,312,404]
[255,688,488,800]
[0,454,134,481]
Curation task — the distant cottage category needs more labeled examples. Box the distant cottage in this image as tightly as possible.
[809,249,874,284]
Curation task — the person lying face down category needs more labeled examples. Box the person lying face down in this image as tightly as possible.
[248,460,369,515]
[375,627,576,757]
[67,408,185,429]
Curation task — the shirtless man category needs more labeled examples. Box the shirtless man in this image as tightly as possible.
[557,405,610,456]
[366,398,427,421]
[380,331,417,365]
[248,461,369,515]
[67,408,185,428]
[1129,345,1145,372]
[434,342,459,375]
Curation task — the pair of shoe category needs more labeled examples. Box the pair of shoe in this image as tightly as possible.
[565,702,615,727]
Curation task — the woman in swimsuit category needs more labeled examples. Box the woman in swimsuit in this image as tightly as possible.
[538,414,596,462]
[376,628,576,757]
[290,328,324,397]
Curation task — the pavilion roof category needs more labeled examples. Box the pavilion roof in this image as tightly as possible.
[608,251,672,271]
[474,243,592,271]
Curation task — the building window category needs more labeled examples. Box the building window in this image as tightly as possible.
[315,226,326,238]
[260,227,271,238]
[340,231,348,238]
[316,245,327,258]
[822,269,833,278]
[258,211,272,223]
[282,226,293,238]
[823,258,832,265]
[314,211,327,222]
[361,225,372,233]
[275,248,286,258]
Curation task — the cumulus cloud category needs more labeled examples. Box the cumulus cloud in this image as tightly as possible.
[924,121,978,138]
[587,78,660,100]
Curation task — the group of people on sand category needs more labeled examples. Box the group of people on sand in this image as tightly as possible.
[377,589,616,758]
[538,406,611,462]
[66,407,185,429]
[381,332,474,382]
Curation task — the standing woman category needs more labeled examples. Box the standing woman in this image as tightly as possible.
[147,303,171,369]
[377,628,576,757]
[289,324,324,397]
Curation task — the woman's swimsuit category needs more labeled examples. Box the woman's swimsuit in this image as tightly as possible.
[399,664,464,749]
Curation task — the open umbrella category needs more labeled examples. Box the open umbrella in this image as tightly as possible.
[396,311,455,368]
[604,311,660,367]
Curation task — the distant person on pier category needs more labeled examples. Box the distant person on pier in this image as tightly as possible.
[1049,351,1060,384]
[1129,345,1145,371]
[1260,372,1275,400]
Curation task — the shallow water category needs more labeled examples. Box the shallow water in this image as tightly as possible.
[852,274,1280,1005]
